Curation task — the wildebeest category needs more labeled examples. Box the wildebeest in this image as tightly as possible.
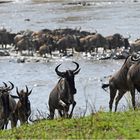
[129,39,140,54]
[0,29,16,49]
[56,35,80,55]
[79,33,109,54]
[127,56,140,109]
[13,86,32,126]
[0,82,18,129]
[38,44,52,57]
[14,36,34,56]
[102,54,137,112]
[48,61,80,119]
[106,33,125,52]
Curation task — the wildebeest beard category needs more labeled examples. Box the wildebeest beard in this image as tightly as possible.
[1,94,10,118]
[66,70,77,94]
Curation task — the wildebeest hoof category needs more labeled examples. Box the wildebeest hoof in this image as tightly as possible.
[69,114,72,119]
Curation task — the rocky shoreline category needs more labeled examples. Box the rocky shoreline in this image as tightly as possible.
[0,45,130,64]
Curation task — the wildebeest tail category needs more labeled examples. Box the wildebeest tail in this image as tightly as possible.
[102,83,109,90]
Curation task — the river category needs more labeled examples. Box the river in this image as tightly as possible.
[0,0,139,117]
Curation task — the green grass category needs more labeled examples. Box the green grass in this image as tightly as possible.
[1,110,140,139]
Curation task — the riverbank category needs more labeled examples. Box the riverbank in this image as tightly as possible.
[0,110,140,139]
[0,44,129,64]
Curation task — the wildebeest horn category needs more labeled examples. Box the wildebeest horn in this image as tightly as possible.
[28,89,32,96]
[26,85,28,93]
[3,82,7,87]
[72,61,80,75]
[16,87,20,96]
[8,81,14,90]
[11,95,19,99]
[26,85,32,96]
[55,64,65,77]
[131,54,140,61]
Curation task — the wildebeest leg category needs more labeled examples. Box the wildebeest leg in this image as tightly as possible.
[130,88,136,110]
[0,119,5,129]
[115,90,125,112]
[58,110,63,117]
[58,100,69,118]
[64,49,67,56]
[69,101,76,118]
[72,47,74,54]
[4,119,8,129]
[10,113,18,128]
[49,107,55,119]
[109,86,117,112]
[1,125,4,130]
[95,47,98,53]
[63,106,69,118]
[20,117,26,125]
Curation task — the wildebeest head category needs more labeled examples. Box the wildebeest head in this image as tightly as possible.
[55,61,80,95]
[16,86,32,118]
[0,90,10,119]
[120,53,139,70]
[0,82,14,119]
[113,33,124,47]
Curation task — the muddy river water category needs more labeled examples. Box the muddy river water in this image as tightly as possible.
[0,0,140,116]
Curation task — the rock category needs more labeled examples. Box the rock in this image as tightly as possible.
[0,50,10,56]
[17,57,25,63]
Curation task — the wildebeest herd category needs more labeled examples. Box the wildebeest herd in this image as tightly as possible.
[0,81,32,129]
[1,26,140,130]
[1,54,140,130]
[0,61,80,130]
[102,53,140,112]
[1,26,140,58]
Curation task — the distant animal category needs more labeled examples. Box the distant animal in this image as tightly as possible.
[79,33,109,54]
[56,35,80,55]
[0,29,16,49]
[14,86,32,126]
[48,61,80,119]
[15,36,34,55]
[14,34,24,45]
[129,39,140,53]
[106,33,125,51]
[102,54,137,112]
[38,44,52,57]
[0,82,18,129]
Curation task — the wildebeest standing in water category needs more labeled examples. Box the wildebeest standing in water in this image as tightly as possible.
[79,33,109,54]
[0,27,16,49]
[56,35,80,56]
[106,33,125,52]
[48,61,80,119]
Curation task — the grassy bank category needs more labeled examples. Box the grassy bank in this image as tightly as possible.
[1,110,140,139]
